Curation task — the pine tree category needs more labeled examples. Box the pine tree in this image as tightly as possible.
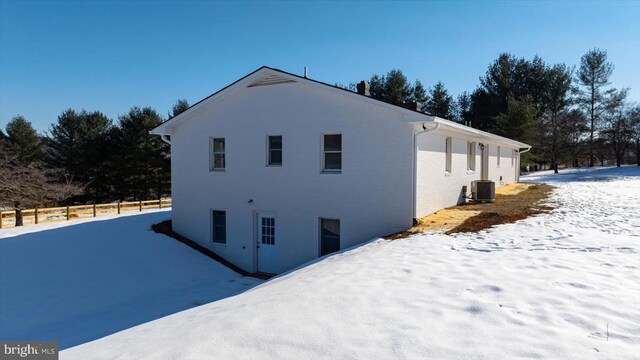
[170,99,190,118]
[412,80,428,110]
[5,115,44,164]
[540,63,573,173]
[47,109,112,201]
[425,82,454,119]
[575,48,615,166]
[113,107,169,200]
[496,96,536,145]
[382,69,411,105]
[455,92,472,124]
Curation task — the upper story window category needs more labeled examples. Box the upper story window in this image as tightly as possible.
[497,146,501,167]
[210,137,225,171]
[467,141,476,171]
[268,135,282,166]
[322,134,342,173]
[445,137,452,173]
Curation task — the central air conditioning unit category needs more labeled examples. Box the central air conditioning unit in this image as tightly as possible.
[471,180,495,202]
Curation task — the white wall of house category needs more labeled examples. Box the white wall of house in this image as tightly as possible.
[486,144,518,187]
[169,81,415,273]
[415,131,519,217]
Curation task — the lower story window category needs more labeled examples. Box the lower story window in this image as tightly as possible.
[212,210,226,244]
[320,218,340,256]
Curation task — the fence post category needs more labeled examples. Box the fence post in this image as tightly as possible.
[139,201,142,212]
[117,202,121,214]
[66,206,70,221]
[93,204,97,217]
[35,208,39,224]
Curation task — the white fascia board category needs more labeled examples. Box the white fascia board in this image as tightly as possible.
[409,117,530,149]
[150,67,283,135]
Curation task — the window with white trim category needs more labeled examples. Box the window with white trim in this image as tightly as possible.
[445,137,452,173]
[497,146,501,167]
[210,137,225,171]
[267,135,282,166]
[467,141,476,171]
[322,134,342,172]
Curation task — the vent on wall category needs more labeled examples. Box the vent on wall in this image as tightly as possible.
[248,75,296,87]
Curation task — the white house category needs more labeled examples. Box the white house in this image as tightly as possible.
[151,66,530,274]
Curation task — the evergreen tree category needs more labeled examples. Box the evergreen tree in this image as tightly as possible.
[113,107,169,200]
[47,109,112,201]
[425,82,454,119]
[496,96,536,146]
[455,92,472,124]
[5,115,44,164]
[170,99,190,118]
[368,74,385,100]
[412,80,428,109]
[382,69,411,105]
[575,48,615,166]
[540,63,574,173]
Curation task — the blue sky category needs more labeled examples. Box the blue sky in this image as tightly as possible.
[1,0,639,132]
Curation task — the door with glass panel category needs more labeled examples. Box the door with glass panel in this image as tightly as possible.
[257,211,278,274]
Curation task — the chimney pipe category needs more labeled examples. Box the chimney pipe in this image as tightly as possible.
[304,66,308,78]
[356,80,370,96]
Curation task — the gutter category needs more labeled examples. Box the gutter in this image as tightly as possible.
[412,122,440,221]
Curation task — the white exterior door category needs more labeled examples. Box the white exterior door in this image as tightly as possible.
[481,144,489,180]
[257,211,278,274]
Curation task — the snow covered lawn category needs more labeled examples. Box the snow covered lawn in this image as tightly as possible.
[0,209,262,349]
[60,167,640,359]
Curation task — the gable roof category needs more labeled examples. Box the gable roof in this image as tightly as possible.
[151,66,530,149]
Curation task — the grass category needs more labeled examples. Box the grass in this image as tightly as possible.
[385,183,555,240]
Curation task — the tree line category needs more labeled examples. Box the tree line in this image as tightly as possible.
[339,48,639,172]
[2,48,638,212]
[0,100,189,211]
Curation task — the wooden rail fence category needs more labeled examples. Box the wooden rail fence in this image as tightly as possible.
[0,198,172,229]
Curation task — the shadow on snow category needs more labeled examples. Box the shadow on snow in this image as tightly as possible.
[0,212,261,350]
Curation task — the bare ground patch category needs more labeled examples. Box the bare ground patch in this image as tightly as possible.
[385,183,555,240]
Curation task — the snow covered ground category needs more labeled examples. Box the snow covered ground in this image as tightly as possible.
[0,209,262,349]
[4,167,639,359]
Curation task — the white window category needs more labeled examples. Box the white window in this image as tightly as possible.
[322,134,342,172]
[497,146,501,167]
[211,210,226,244]
[210,137,225,171]
[467,141,476,171]
[267,135,282,166]
[320,218,340,256]
[445,137,452,173]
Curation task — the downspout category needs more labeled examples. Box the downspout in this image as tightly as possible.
[517,146,531,182]
[159,135,171,145]
[412,122,440,222]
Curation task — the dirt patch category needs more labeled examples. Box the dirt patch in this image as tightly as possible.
[385,183,555,240]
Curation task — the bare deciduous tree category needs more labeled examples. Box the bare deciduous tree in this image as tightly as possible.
[0,142,83,225]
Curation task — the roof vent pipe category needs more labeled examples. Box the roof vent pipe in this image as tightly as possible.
[356,80,370,96]
[304,66,308,78]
